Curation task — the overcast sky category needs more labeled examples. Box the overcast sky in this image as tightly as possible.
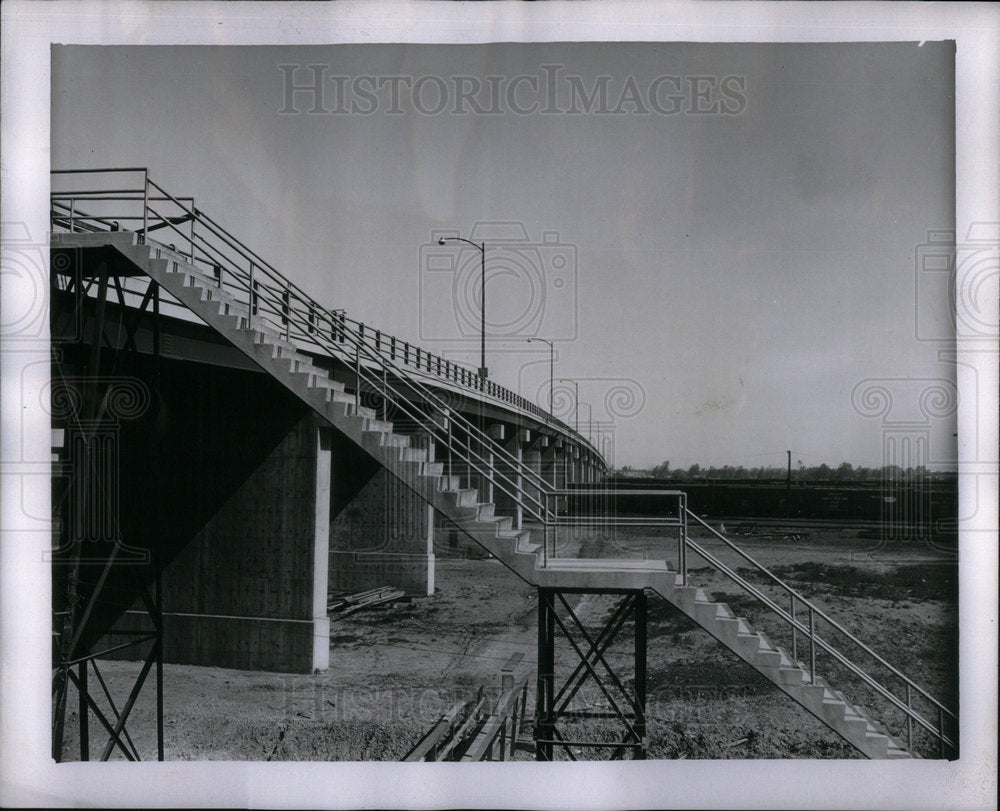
[52,42,956,470]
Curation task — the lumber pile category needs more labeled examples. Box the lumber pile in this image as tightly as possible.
[327,586,405,616]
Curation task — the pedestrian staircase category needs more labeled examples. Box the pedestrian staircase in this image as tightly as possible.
[50,169,956,759]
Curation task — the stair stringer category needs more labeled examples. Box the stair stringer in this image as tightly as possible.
[53,232,913,760]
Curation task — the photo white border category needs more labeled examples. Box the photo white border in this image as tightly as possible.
[2,2,997,809]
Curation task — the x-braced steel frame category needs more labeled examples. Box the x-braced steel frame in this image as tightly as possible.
[50,252,165,761]
[535,588,647,760]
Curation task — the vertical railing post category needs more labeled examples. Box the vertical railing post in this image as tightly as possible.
[446,409,452,482]
[808,608,816,684]
[69,198,75,233]
[141,169,149,244]
[791,594,798,664]
[189,204,196,264]
[382,363,388,421]
[282,285,290,340]
[906,684,913,752]
[542,493,548,568]
[487,449,494,506]
[354,340,361,414]
[248,262,256,318]
[679,494,688,585]
[938,707,945,758]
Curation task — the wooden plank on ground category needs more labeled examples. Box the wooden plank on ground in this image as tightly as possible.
[402,699,469,762]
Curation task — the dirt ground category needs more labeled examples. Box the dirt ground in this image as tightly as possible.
[58,525,957,761]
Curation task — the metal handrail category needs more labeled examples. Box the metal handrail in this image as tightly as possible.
[684,508,956,753]
[50,169,601,460]
[50,169,603,523]
[524,483,955,755]
[142,200,556,519]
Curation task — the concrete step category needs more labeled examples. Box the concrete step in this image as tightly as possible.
[401,446,428,463]
[449,488,480,508]
[198,282,237,304]
[733,632,782,666]
[481,515,514,534]
[349,403,377,419]
[329,390,358,407]
[306,373,343,392]
[758,665,808,686]
[694,600,725,623]
[715,616,754,640]
[543,558,671,572]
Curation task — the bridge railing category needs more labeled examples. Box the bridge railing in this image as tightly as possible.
[51,168,607,526]
[539,488,687,569]
[51,169,596,449]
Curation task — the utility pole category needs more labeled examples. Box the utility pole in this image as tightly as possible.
[786,449,792,519]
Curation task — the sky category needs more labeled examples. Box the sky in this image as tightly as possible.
[51,42,957,470]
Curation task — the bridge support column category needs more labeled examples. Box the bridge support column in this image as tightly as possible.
[500,428,531,529]
[329,463,435,598]
[525,436,547,519]
[535,588,647,760]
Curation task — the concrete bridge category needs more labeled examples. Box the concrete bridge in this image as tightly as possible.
[49,168,954,762]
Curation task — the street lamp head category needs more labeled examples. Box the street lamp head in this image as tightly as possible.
[437,238,446,245]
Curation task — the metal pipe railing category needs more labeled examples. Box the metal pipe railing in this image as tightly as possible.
[683,509,955,753]
[51,171,605,467]
[51,174,601,484]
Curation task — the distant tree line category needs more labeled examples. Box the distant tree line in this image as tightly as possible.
[617,461,953,482]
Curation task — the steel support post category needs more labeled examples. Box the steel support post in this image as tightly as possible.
[534,588,647,760]
[634,590,647,759]
[78,661,89,761]
[535,589,555,761]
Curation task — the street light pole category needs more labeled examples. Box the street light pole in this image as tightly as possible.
[438,236,488,379]
[527,337,555,416]
[558,378,579,434]
[579,400,593,444]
